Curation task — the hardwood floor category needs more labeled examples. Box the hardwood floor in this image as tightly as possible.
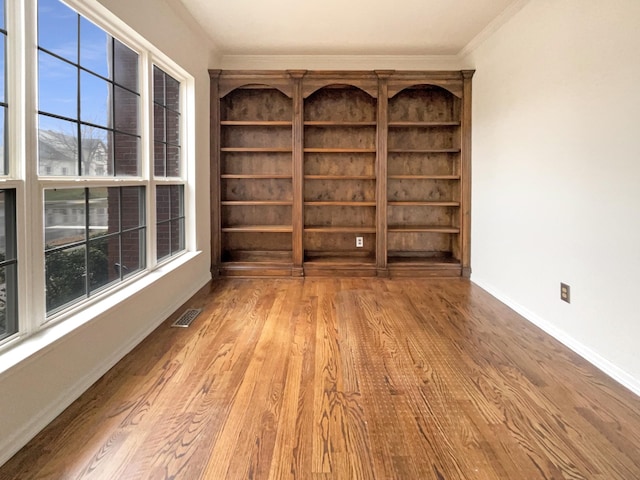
[2,278,640,479]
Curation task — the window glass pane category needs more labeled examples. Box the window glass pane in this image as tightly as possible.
[0,190,17,340]
[153,66,164,105]
[171,218,185,254]
[79,17,110,78]
[38,51,78,119]
[39,115,79,176]
[113,132,139,176]
[156,185,184,261]
[156,185,170,222]
[81,71,110,127]
[156,222,170,260]
[114,86,138,134]
[88,187,112,237]
[165,75,180,112]
[166,110,179,145]
[0,264,17,339]
[166,145,180,177]
[121,229,144,277]
[170,185,182,218]
[113,40,138,92]
[154,142,165,177]
[0,1,4,29]
[81,126,111,176]
[0,190,16,259]
[44,188,85,246]
[45,244,86,312]
[38,0,78,63]
[0,35,5,104]
[153,104,165,142]
[121,186,144,230]
[88,236,115,293]
[0,106,5,176]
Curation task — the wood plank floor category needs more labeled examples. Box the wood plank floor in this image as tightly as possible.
[2,278,640,479]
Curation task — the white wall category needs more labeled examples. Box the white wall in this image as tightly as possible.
[0,0,214,466]
[467,0,640,392]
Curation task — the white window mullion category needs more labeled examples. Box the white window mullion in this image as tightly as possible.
[15,0,47,332]
[182,76,196,253]
[140,51,156,269]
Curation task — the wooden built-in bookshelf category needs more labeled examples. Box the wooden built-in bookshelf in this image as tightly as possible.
[210,70,473,277]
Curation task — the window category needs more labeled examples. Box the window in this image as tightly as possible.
[37,0,153,316]
[0,0,191,346]
[44,187,145,313]
[153,66,185,261]
[38,0,140,177]
[0,189,17,341]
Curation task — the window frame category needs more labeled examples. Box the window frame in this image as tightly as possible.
[152,64,187,263]
[0,0,194,348]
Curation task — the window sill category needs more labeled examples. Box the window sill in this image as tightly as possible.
[0,250,204,380]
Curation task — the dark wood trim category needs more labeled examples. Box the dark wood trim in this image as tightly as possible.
[461,70,475,278]
[375,71,392,276]
[290,70,306,276]
[208,69,221,277]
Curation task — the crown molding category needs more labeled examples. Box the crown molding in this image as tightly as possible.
[458,0,531,58]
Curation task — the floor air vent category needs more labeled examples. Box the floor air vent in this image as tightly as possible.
[171,308,202,328]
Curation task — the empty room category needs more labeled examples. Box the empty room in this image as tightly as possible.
[1,0,639,478]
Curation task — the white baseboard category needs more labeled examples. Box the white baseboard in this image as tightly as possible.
[471,276,640,397]
[0,273,211,468]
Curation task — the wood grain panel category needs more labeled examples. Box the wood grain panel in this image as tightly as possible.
[305,179,375,203]
[221,126,292,149]
[388,86,461,123]
[304,88,376,123]
[387,125,460,151]
[222,204,292,227]
[304,152,375,177]
[304,205,375,229]
[387,152,458,176]
[222,231,292,253]
[304,127,376,150]
[222,178,292,202]
[387,178,459,203]
[221,88,293,122]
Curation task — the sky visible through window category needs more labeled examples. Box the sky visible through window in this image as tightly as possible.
[38,0,129,134]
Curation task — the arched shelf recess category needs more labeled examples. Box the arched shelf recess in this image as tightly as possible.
[388,84,461,125]
[215,74,296,276]
[387,75,463,100]
[301,81,379,274]
[217,70,296,99]
[385,81,465,276]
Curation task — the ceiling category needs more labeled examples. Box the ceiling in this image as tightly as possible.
[178,0,521,56]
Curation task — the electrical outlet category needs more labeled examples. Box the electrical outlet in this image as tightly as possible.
[560,283,570,303]
[356,236,364,248]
